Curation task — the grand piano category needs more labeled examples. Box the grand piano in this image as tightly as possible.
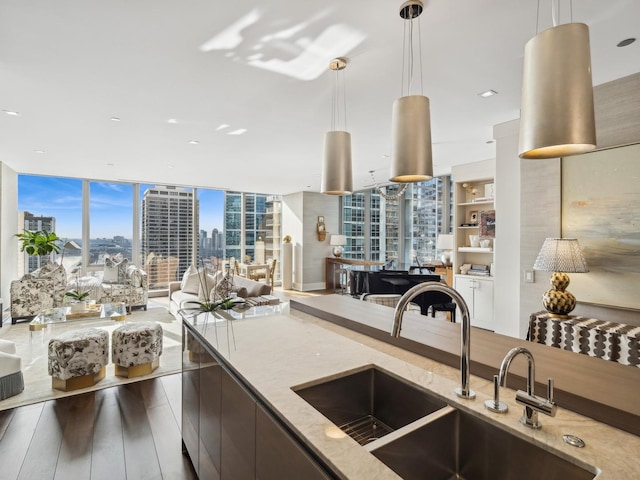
[349,269,454,317]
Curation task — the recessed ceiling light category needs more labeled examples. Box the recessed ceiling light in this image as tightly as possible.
[216,124,229,131]
[228,129,247,135]
[167,118,178,124]
[478,90,498,98]
[107,163,115,166]
[34,149,45,154]
[167,165,175,168]
[110,117,121,122]
[617,38,636,47]
[3,110,19,116]
[189,140,200,144]
[486,140,495,144]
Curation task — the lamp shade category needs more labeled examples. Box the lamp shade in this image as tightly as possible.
[533,238,588,273]
[519,23,596,159]
[330,234,347,246]
[321,131,353,195]
[390,95,433,182]
[436,234,454,250]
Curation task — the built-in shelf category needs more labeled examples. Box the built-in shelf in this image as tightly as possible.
[458,225,480,229]
[458,247,493,253]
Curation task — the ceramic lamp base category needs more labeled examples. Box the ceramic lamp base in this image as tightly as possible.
[542,272,576,317]
[332,246,344,258]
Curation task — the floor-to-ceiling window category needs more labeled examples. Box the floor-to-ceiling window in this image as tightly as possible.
[140,185,196,290]
[196,188,225,270]
[17,175,82,276]
[341,175,452,267]
[89,181,133,266]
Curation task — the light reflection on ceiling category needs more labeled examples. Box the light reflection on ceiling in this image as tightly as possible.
[199,8,366,81]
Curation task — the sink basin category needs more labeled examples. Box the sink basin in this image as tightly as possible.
[369,407,596,480]
[294,366,446,445]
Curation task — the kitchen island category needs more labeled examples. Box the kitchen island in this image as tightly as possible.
[181,297,640,479]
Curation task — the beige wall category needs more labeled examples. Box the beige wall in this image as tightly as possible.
[496,73,640,336]
[282,191,338,291]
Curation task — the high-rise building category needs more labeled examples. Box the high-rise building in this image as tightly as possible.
[142,185,198,289]
[18,211,56,275]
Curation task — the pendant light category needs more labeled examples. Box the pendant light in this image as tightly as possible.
[390,0,433,183]
[519,0,596,159]
[321,58,353,195]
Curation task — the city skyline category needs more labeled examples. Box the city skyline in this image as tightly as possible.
[18,175,225,238]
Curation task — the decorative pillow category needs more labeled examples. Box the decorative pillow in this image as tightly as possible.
[180,265,199,293]
[197,273,217,301]
[214,274,235,300]
[126,265,143,288]
[104,257,129,284]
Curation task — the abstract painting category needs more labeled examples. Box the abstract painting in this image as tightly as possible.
[561,143,640,310]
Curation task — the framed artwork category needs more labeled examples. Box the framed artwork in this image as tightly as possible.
[479,210,495,238]
[562,143,640,310]
[467,210,478,224]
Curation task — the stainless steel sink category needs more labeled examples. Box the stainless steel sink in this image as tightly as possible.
[295,366,597,480]
[294,366,447,445]
[368,406,596,480]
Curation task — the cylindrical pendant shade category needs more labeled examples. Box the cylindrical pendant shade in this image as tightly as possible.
[321,131,353,195]
[390,95,433,182]
[519,23,596,159]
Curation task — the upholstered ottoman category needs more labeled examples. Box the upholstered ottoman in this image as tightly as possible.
[0,339,24,400]
[112,322,163,378]
[48,328,109,391]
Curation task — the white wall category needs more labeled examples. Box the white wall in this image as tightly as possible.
[1,163,18,309]
[282,191,339,291]
[493,120,526,338]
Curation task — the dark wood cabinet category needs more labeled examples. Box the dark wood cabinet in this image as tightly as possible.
[182,324,333,479]
[256,404,331,480]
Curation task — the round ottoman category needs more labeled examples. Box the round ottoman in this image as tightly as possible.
[112,322,163,378]
[48,328,109,391]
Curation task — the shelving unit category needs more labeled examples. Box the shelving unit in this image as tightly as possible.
[451,163,496,331]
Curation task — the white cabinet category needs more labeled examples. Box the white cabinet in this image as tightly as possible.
[455,275,494,331]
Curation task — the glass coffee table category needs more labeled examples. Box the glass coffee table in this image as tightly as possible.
[29,303,128,343]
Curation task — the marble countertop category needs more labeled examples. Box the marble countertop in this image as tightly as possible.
[184,307,640,479]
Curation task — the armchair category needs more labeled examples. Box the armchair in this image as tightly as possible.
[10,262,67,323]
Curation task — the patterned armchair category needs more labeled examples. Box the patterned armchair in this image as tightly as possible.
[98,264,148,311]
[10,262,67,323]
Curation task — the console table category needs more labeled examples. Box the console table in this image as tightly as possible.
[528,312,640,367]
[325,257,384,290]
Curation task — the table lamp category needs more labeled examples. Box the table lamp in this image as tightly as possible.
[533,238,588,318]
[330,235,347,258]
[436,234,454,266]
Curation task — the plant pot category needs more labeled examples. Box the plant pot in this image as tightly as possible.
[70,301,86,313]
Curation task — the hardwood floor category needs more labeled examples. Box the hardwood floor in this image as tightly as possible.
[0,374,196,480]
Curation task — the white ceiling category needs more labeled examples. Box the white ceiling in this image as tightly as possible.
[1,0,638,195]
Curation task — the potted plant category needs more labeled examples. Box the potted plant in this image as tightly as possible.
[64,289,90,312]
[15,229,61,262]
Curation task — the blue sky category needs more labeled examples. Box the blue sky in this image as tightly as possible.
[18,175,224,238]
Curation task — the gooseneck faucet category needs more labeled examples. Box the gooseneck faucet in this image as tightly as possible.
[391,282,475,399]
[498,346,557,429]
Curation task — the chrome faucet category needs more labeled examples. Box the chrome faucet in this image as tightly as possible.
[498,346,557,429]
[391,282,475,399]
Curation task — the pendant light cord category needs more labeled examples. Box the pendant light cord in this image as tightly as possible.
[400,3,423,97]
[330,66,347,131]
[536,0,573,34]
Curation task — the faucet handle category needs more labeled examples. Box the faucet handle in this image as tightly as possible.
[547,378,554,403]
[485,374,509,413]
